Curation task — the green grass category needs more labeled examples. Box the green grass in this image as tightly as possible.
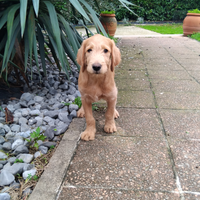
[190,32,200,41]
[136,24,183,34]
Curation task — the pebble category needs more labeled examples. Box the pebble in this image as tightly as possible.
[0,170,15,186]
[0,193,11,200]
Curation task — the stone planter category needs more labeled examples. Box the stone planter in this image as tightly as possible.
[99,13,117,36]
[183,13,200,36]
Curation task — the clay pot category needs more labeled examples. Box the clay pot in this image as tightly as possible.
[183,13,200,36]
[99,14,117,36]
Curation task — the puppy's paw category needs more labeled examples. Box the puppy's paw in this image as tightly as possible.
[104,123,117,133]
[114,109,119,119]
[77,108,85,118]
[81,130,95,141]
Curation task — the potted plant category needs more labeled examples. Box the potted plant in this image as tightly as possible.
[99,10,117,36]
[183,9,200,36]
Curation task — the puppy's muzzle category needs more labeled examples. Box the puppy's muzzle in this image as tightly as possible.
[92,63,102,73]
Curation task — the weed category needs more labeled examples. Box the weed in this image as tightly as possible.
[26,127,46,149]
[92,102,99,111]
[0,106,4,113]
[14,159,24,163]
[32,175,39,181]
[49,145,55,150]
[74,96,82,108]
[190,32,200,42]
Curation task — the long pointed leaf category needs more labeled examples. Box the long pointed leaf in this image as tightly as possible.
[118,0,139,17]
[24,25,29,72]
[37,24,46,76]
[0,6,12,29]
[7,4,20,45]
[69,0,91,22]
[32,0,40,17]
[20,0,28,36]
[43,1,66,73]
[58,14,79,55]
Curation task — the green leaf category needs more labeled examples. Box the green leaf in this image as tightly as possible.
[118,0,139,17]
[24,25,29,72]
[36,127,40,134]
[0,6,12,29]
[32,0,40,17]
[34,143,39,149]
[20,0,28,36]
[79,0,108,36]
[69,0,91,22]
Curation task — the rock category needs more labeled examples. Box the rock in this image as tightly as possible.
[5,163,28,175]
[67,85,76,95]
[58,112,69,122]
[0,164,3,169]
[40,141,57,148]
[27,99,35,107]
[44,110,59,118]
[20,93,34,102]
[3,125,10,133]
[54,124,69,136]
[0,193,11,200]
[17,154,33,163]
[16,130,31,138]
[11,124,20,132]
[7,104,15,113]
[28,119,37,126]
[0,152,7,159]
[13,111,22,118]
[7,157,16,164]
[34,96,44,103]
[22,188,32,197]
[35,116,43,127]
[70,110,77,118]
[53,81,60,89]
[52,103,64,109]
[38,146,48,154]
[12,138,24,150]
[0,160,7,165]
[59,83,68,90]
[49,88,57,95]
[43,116,54,123]
[69,104,79,112]
[68,95,76,102]
[21,124,30,132]
[30,109,40,116]
[22,168,37,180]
[21,109,29,117]
[19,117,28,125]
[23,164,35,171]
[20,101,28,108]
[0,170,15,186]
[2,142,12,151]
[44,126,56,140]
[0,128,6,136]
[13,145,29,155]
[34,151,43,158]
[14,103,21,110]
[48,98,57,105]
[0,135,5,144]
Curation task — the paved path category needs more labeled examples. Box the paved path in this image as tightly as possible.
[29,28,200,200]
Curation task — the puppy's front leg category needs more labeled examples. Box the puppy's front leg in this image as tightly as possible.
[81,99,96,141]
[104,98,117,133]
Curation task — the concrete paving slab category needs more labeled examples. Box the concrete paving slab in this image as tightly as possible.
[94,108,163,138]
[148,70,191,80]
[117,90,155,108]
[155,92,200,110]
[146,63,184,71]
[160,109,200,139]
[58,187,181,200]
[115,70,148,79]
[151,79,200,93]
[168,138,200,192]
[63,136,176,191]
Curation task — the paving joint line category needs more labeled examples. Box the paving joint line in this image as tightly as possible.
[141,51,185,200]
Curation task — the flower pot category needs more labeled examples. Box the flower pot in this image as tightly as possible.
[99,14,117,36]
[183,13,200,36]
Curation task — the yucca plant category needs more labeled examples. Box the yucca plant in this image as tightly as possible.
[0,0,136,84]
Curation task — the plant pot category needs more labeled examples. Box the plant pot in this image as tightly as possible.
[99,13,117,36]
[183,13,200,36]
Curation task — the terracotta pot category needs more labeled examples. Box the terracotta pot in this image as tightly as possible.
[183,13,200,36]
[99,13,117,36]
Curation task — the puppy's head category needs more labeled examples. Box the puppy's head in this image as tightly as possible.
[77,34,121,74]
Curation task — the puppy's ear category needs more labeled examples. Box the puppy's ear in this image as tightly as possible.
[77,41,86,72]
[111,40,121,72]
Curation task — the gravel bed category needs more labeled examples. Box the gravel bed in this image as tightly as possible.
[0,58,80,199]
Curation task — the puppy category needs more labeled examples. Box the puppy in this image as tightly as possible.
[76,34,121,141]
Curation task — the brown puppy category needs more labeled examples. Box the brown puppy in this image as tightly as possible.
[76,34,121,141]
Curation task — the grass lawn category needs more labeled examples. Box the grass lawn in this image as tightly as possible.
[190,33,200,42]
[136,23,183,34]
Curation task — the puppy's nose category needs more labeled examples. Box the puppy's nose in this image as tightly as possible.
[92,63,102,72]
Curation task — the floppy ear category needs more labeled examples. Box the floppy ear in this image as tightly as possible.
[77,41,86,72]
[111,40,121,72]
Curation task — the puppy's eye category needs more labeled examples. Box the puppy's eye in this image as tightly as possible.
[104,49,108,53]
[87,49,92,53]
